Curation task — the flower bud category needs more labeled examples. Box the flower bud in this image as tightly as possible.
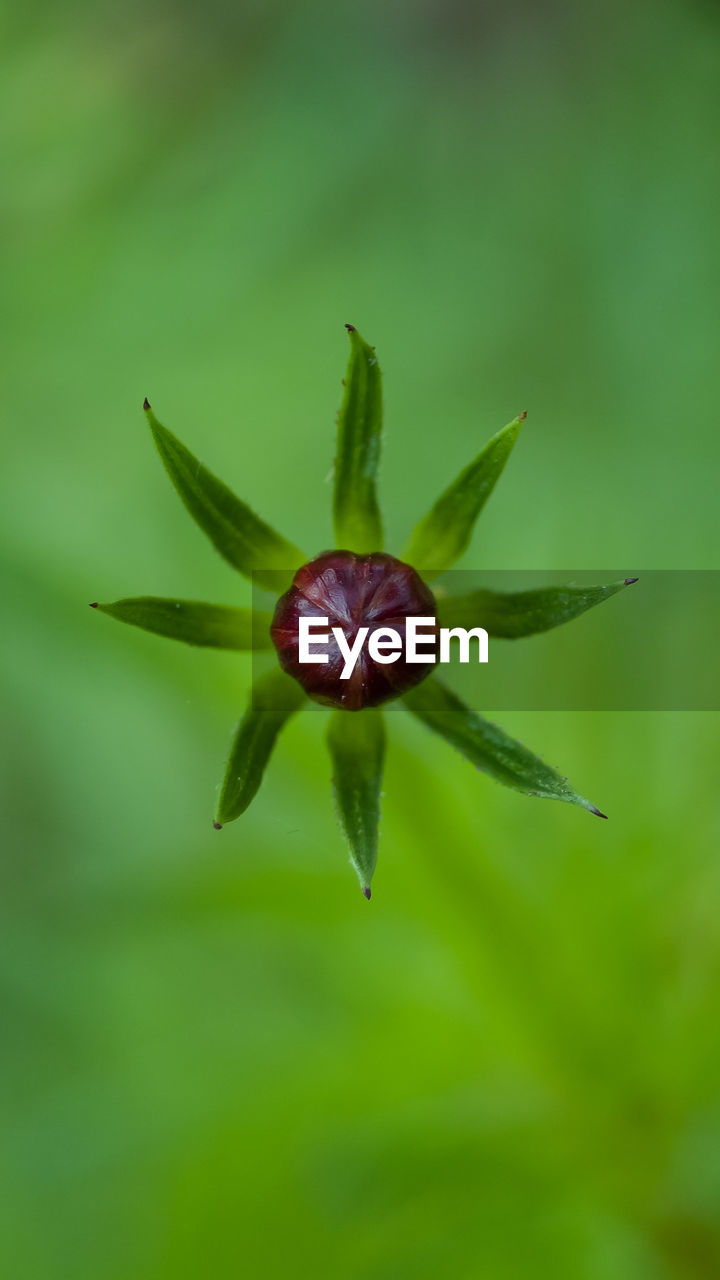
[270,551,438,710]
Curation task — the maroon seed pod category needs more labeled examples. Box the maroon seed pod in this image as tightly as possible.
[270,551,438,710]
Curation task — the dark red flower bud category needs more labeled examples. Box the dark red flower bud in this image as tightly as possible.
[270,551,438,710]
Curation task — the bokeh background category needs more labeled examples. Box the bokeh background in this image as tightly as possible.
[3,0,720,1275]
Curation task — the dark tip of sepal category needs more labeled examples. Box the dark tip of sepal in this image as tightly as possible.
[143,397,151,411]
[590,806,608,820]
[625,577,639,586]
[518,410,528,421]
[344,323,356,332]
[212,821,223,830]
[89,602,98,608]
[362,885,372,900]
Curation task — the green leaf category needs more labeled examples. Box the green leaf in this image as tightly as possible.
[404,677,606,816]
[436,578,638,639]
[215,669,306,825]
[144,400,305,592]
[91,597,273,649]
[333,325,383,552]
[327,708,386,898]
[403,413,525,577]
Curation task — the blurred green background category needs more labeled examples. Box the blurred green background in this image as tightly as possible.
[2,0,720,1275]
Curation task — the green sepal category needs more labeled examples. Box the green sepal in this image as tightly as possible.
[91,597,273,649]
[404,677,606,817]
[403,413,525,577]
[436,578,637,639]
[333,326,383,552]
[144,401,305,592]
[215,669,305,825]
[326,707,386,898]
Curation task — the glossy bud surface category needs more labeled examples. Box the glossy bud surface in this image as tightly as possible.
[270,551,438,710]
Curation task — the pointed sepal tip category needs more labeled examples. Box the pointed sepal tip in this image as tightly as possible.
[625,577,639,585]
[362,885,372,900]
[212,821,223,830]
[143,397,151,411]
[590,806,608,820]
